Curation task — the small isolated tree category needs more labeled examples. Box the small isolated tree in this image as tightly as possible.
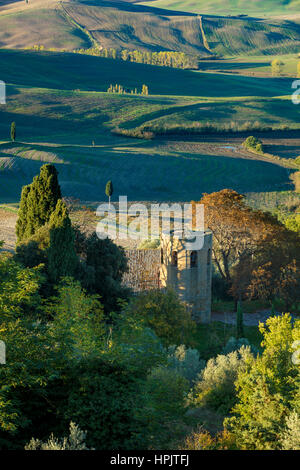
[105,180,113,208]
[10,122,16,142]
[142,84,149,95]
[271,58,284,77]
[243,136,264,153]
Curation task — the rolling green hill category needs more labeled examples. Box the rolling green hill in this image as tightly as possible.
[0,140,292,203]
[0,47,297,203]
[0,2,298,205]
[1,0,300,57]
[0,49,291,96]
[0,0,90,51]
[1,48,298,136]
[141,0,300,16]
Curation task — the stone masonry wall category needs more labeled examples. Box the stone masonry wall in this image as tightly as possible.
[123,249,161,292]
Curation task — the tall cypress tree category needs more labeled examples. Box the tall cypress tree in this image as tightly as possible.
[105,180,113,208]
[236,301,244,339]
[38,164,62,223]
[48,199,78,283]
[16,184,31,242]
[10,122,16,142]
[16,164,61,242]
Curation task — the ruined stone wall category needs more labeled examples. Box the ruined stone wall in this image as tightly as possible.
[123,249,161,292]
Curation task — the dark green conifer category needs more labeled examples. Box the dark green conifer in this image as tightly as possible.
[16,185,31,242]
[16,164,61,242]
[48,199,78,283]
[36,164,62,224]
[10,122,16,142]
[236,301,244,339]
[105,180,113,208]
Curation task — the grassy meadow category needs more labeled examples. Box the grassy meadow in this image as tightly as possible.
[142,0,300,15]
[0,48,298,204]
[197,54,300,77]
[1,1,300,58]
[0,1,299,207]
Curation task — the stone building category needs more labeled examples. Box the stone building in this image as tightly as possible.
[159,230,212,323]
[123,230,213,323]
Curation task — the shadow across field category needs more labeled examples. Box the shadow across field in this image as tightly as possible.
[0,49,290,98]
[0,139,293,203]
[82,0,197,16]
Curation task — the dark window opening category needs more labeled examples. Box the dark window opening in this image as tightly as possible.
[161,248,164,264]
[191,251,197,268]
[207,249,211,265]
[171,251,178,267]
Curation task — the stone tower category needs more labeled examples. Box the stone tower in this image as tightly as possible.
[159,230,213,323]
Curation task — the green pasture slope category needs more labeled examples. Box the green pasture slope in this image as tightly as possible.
[141,0,300,15]
[1,1,300,58]
[195,54,300,78]
[0,49,298,138]
[0,49,291,96]
[62,1,300,56]
[0,140,292,203]
[0,48,296,203]
[0,3,90,51]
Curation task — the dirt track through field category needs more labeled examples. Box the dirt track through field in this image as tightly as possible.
[0,209,17,252]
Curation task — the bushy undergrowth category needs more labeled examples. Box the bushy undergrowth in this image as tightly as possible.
[25,422,90,451]
[167,345,205,385]
[243,135,264,153]
[222,336,258,356]
[112,128,154,140]
[188,346,253,415]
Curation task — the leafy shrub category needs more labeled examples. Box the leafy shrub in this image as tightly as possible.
[15,224,50,268]
[279,411,300,450]
[145,366,189,417]
[125,288,196,347]
[222,336,258,356]
[243,136,264,153]
[180,428,236,450]
[79,233,129,314]
[112,128,154,140]
[167,345,205,385]
[139,366,190,448]
[62,358,145,450]
[283,213,300,234]
[25,422,90,450]
[225,314,300,450]
[109,314,166,377]
[188,346,253,414]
